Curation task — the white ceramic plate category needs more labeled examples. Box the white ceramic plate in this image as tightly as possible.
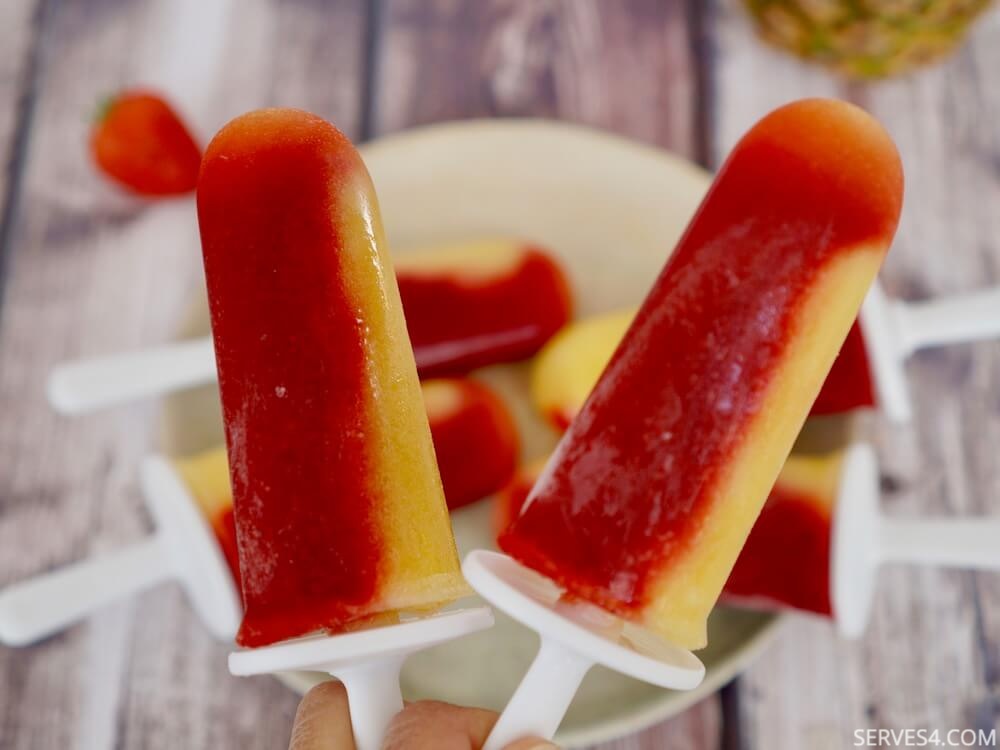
[161,119,783,748]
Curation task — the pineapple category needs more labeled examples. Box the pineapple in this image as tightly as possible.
[743,0,994,78]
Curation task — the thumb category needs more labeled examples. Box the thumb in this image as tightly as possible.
[502,740,560,750]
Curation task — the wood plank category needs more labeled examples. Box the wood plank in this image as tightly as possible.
[374,2,719,748]
[0,0,44,290]
[0,1,366,748]
[583,696,721,750]
[373,0,701,155]
[705,2,1000,748]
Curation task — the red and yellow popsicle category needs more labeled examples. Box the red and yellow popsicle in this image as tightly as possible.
[492,459,549,539]
[722,452,841,617]
[398,240,572,377]
[501,99,903,649]
[175,449,241,589]
[198,108,469,648]
[423,378,519,511]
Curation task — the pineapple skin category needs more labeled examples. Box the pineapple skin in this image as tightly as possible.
[743,0,995,78]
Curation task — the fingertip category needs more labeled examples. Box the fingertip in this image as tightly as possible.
[289,680,354,750]
[301,679,349,709]
[383,700,498,749]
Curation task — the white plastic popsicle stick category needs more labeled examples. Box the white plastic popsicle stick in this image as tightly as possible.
[894,286,1000,355]
[462,551,705,750]
[0,455,240,645]
[0,537,172,646]
[831,442,1000,639]
[47,337,216,415]
[879,518,1000,569]
[859,282,1000,423]
[228,607,495,750]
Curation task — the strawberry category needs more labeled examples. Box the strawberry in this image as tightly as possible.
[90,90,201,197]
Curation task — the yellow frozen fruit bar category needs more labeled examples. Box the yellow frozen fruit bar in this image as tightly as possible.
[501,99,904,649]
[197,108,468,648]
[530,309,635,430]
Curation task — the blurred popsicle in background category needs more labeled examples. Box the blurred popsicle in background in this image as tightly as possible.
[394,240,572,376]
[46,240,572,415]
[0,455,241,646]
[725,443,1000,637]
[530,282,1000,429]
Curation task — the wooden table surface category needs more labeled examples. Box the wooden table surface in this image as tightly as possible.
[1,1,998,748]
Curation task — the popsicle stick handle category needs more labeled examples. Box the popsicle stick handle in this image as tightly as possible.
[47,337,216,415]
[0,536,173,646]
[880,518,1000,570]
[895,287,1000,355]
[483,636,593,750]
[328,655,407,750]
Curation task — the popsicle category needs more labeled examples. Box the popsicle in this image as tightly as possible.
[197,108,469,648]
[492,459,549,537]
[500,98,904,650]
[531,278,1000,429]
[724,444,1000,637]
[530,309,635,431]
[0,455,240,646]
[396,239,573,377]
[809,321,875,415]
[174,448,241,587]
[423,378,519,510]
[722,452,839,617]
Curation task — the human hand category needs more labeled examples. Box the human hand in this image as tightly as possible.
[289,681,560,750]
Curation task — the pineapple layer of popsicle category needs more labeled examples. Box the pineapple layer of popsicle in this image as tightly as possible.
[198,108,468,647]
[398,240,573,377]
[500,99,903,649]
[532,312,876,431]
